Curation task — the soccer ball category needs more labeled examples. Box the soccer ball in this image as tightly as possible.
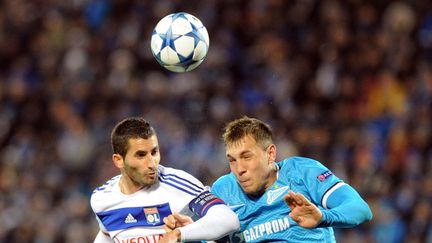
[150,12,210,72]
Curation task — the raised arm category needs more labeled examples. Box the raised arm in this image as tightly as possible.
[317,183,373,228]
[284,183,372,228]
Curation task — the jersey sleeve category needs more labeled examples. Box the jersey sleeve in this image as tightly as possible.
[179,204,240,242]
[289,157,343,206]
[159,166,228,218]
[180,177,240,241]
[209,174,237,206]
[210,177,225,198]
[318,184,373,228]
[188,186,226,218]
[287,157,372,228]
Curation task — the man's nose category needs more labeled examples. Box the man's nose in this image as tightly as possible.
[148,155,157,169]
[236,161,247,176]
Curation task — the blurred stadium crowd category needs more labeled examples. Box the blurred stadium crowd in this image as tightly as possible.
[0,0,431,242]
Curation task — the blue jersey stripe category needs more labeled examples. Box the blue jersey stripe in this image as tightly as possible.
[159,172,204,191]
[159,178,199,196]
[159,177,202,194]
[159,173,204,192]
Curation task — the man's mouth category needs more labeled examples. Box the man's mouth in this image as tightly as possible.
[239,179,251,187]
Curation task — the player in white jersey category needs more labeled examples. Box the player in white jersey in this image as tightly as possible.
[90,117,239,242]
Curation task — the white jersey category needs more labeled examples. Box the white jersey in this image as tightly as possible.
[91,165,212,242]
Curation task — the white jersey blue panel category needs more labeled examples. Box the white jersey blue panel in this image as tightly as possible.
[91,165,209,242]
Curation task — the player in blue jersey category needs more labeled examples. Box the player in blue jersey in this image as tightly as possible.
[90,117,239,243]
[165,116,372,242]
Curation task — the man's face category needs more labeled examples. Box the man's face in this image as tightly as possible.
[119,135,161,188]
[226,135,276,197]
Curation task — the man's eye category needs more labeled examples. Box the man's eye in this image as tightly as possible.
[137,153,146,157]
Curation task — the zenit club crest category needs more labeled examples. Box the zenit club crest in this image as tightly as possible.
[144,207,161,225]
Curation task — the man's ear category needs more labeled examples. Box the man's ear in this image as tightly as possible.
[113,154,124,169]
[267,144,277,164]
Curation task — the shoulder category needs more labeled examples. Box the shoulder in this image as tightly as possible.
[278,156,327,173]
[277,156,331,184]
[211,173,238,195]
[158,165,205,190]
[90,175,121,212]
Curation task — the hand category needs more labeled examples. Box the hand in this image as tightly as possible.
[163,213,193,232]
[158,229,181,243]
[283,190,323,228]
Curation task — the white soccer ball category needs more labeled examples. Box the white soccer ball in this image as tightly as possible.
[150,12,210,73]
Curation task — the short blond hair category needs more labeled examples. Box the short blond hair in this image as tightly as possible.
[222,116,273,149]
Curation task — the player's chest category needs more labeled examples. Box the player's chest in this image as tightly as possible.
[238,192,290,226]
[233,180,309,229]
[98,186,195,235]
[226,186,293,242]
[101,187,193,224]
[110,184,193,210]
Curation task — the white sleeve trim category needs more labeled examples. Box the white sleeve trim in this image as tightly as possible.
[322,182,346,209]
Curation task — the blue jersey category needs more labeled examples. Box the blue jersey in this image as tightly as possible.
[212,156,344,243]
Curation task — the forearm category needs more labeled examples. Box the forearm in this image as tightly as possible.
[178,204,240,241]
[318,183,373,228]
[319,199,371,227]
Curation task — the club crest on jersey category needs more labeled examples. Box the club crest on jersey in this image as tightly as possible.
[144,207,160,225]
[267,186,289,205]
[317,170,332,182]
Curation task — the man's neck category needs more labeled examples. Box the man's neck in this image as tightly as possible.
[119,176,143,195]
[248,170,279,199]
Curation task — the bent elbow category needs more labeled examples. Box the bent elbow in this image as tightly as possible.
[228,210,241,232]
[358,201,373,224]
[364,206,373,222]
[352,201,373,226]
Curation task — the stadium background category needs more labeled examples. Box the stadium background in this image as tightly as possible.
[0,0,431,242]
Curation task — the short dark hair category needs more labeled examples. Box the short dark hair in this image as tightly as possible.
[222,116,273,149]
[111,117,156,158]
